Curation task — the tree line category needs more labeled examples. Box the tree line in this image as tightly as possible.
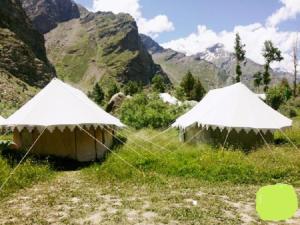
[234,33,298,95]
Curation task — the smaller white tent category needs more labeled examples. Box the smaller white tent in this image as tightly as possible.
[172,83,292,148]
[159,93,181,105]
[0,78,125,161]
[0,116,5,124]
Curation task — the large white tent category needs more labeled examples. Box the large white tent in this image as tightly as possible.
[0,78,125,161]
[172,83,292,148]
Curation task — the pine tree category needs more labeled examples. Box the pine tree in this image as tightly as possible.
[180,71,195,99]
[89,83,104,105]
[262,40,284,92]
[253,71,263,91]
[191,79,206,101]
[234,33,246,83]
[152,74,166,93]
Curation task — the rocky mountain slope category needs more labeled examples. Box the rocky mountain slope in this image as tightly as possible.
[21,0,80,34]
[140,34,229,89]
[141,34,291,89]
[0,0,56,116]
[19,0,167,92]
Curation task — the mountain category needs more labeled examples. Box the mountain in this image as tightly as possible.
[141,35,292,90]
[0,0,56,116]
[20,0,80,34]
[140,34,229,90]
[42,9,166,91]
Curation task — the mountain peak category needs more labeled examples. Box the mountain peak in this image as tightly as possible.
[139,34,164,54]
[21,0,80,34]
[206,43,225,53]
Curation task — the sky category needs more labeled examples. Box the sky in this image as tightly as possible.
[75,0,300,72]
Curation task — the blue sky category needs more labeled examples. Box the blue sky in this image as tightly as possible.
[75,0,300,71]
[75,0,300,43]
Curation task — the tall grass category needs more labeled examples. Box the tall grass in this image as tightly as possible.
[0,135,54,200]
[83,127,300,185]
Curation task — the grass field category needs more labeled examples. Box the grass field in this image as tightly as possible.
[0,117,300,224]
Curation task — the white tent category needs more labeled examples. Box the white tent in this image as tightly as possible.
[159,93,181,105]
[0,78,125,161]
[0,116,5,124]
[172,83,292,147]
[1,78,124,131]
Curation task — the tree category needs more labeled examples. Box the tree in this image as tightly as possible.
[180,71,195,99]
[253,71,263,91]
[292,34,299,97]
[123,81,142,96]
[107,82,120,99]
[280,78,293,101]
[152,74,166,93]
[191,79,206,101]
[262,40,284,92]
[88,83,104,105]
[234,33,246,82]
[266,79,292,110]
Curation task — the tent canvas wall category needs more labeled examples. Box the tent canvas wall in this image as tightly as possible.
[173,83,292,149]
[13,126,113,161]
[0,79,124,162]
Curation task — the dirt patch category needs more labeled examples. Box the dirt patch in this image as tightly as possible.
[1,171,300,225]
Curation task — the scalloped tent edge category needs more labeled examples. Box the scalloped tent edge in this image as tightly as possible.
[172,83,292,134]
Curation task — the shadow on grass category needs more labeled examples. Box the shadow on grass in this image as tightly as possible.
[0,134,127,172]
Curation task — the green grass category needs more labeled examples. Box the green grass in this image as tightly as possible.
[0,134,55,200]
[83,124,300,186]
[0,157,54,199]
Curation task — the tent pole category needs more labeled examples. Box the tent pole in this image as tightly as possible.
[94,127,97,160]
[221,128,231,154]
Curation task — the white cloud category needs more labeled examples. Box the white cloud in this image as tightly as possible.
[138,15,174,38]
[92,0,174,38]
[266,0,300,27]
[162,24,299,72]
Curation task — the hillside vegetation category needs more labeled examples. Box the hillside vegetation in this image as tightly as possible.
[45,11,166,91]
[0,0,56,116]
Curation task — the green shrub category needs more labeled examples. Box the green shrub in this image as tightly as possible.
[119,93,186,129]
[151,74,167,93]
[123,81,142,96]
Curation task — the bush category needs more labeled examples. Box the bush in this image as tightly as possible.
[279,104,298,118]
[266,84,292,110]
[151,74,167,93]
[119,93,186,129]
[107,82,120,100]
[123,81,142,96]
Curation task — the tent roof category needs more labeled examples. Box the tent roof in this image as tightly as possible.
[172,83,292,132]
[0,78,125,131]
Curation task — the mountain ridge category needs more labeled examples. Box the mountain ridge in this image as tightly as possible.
[141,34,293,89]
[0,0,56,116]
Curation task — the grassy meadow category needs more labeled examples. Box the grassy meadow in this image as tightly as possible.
[0,116,300,224]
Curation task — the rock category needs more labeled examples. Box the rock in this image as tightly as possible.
[106,92,127,113]
[0,0,56,115]
[21,0,80,34]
